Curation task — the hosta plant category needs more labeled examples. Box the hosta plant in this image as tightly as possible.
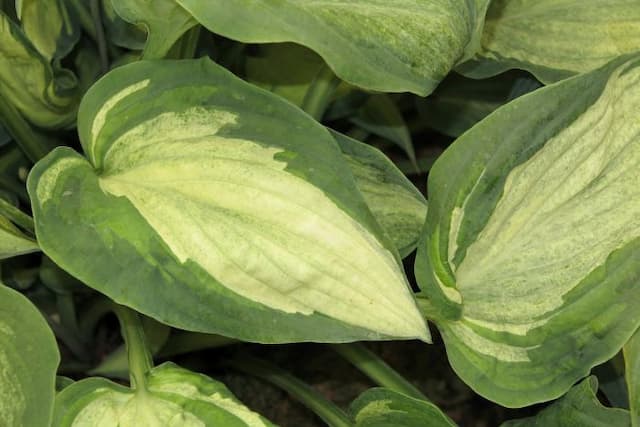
[0,0,638,426]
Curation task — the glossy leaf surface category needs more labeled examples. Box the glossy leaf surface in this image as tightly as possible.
[501,377,630,427]
[176,0,490,95]
[416,55,640,406]
[351,388,456,427]
[54,362,275,426]
[29,58,429,343]
[459,0,640,83]
[0,283,59,427]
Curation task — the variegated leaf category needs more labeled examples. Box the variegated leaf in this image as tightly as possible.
[0,11,78,128]
[0,214,38,259]
[351,388,456,427]
[16,0,80,60]
[416,54,640,406]
[501,377,630,427]
[53,362,276,427]
[333,131,427,258]
[458,0,640,83]
[174,0,490,95]
[0,283,59,427]
[28,58,429,343]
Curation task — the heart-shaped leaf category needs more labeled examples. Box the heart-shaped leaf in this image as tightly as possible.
[0,283,60,427]
[416,54,640,406]
[351,388,456,427]
[458,0,640,83]
[54,362,276,426]
[175,0,490,95]
[29,58,429,343]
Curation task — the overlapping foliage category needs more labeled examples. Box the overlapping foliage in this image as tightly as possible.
[0,1,638,426]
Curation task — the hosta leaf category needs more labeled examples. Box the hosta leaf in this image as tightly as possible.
[333,131,427,258]
[458,0,640,83]
[244,43,325,107]
[101,0,146,51]
[0,283,60,427]
[28,58,429,343]
[417,71,541,138]
[501,377,630,427]
[0,214,38,258]
[54,362,276,427]
[416,54,640,406]
[350,94,417,168]
[0,11,78,128]
[111,0,197,59]
[16,0,80,60]
[351,388,456,427]
[625,328,640,426]
[175,0,490,95]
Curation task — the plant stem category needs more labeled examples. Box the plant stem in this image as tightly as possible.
[0,97,51,162]
[89,0,109,74]
[166,26,201,60]
[301,64,341,121]
[114,305,153,393]
[230,355,352,427]
[332,343,426,400]
[0,197,34,233]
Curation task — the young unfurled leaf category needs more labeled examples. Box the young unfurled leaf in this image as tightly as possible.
[0,283,60,427]
[16,0,80,60]
[28,58,429,343]
[174,0,490,95]
[458,0,640,83]
[501,377,630,427]
[110,0,197,59]
[351,388,456,427]
[0,11,78,128]
[416,54,640,407]
[333,131,427,258]
[53,362,276,427]
[625,328,640,427]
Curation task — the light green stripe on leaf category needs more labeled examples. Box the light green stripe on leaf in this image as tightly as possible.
[30,58,429,343]
[0,11,78,128]
[54,363,275,427]
[175,0,489,95]
[0,284,59,427]
[458,0,640,83]
[416,54,640,407]
[17,0,80,60]
[350,388,456,427]
[0,215,38,259]
[333,131,427,258]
